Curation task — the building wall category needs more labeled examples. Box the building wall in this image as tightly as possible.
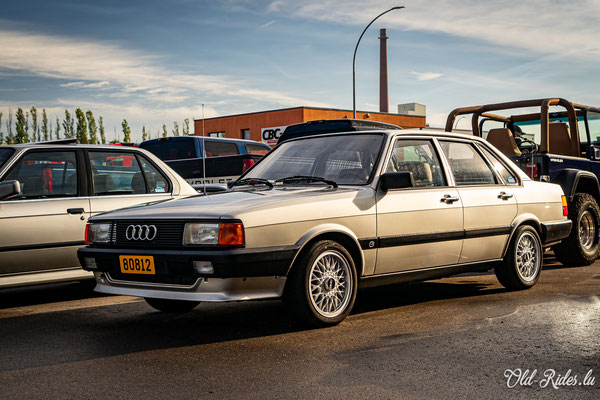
[193,107,426,143]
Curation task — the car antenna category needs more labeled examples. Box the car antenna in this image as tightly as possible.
[202,104,207,196]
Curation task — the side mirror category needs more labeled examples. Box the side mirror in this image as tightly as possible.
[0,180,21,201]
[380,172,414,191]
[589,145,600,161]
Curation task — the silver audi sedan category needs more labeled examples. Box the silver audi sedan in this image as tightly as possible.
[0,143,196,288]
[79,128,571,326]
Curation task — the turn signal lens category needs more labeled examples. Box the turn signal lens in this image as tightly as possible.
[218,223,245,246]
[562,195,568,216]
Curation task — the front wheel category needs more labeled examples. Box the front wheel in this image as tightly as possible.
[284,240,357,327]
[554,193,600,266]
[144,297,200,313]
[495,225,542,290]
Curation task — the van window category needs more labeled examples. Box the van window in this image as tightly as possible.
[140,139,195,160]
[204,141,239,157]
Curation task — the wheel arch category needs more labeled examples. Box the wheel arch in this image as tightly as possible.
[502,214,542,258]
[287,224,365,278]
[554,169,600,204]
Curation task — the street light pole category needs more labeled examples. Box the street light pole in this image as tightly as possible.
[353,6,405,119]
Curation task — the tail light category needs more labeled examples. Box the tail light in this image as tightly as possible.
[242,159,255,173]
[84,223,91,244]
[562,195,568,216]
[526,162,539,179]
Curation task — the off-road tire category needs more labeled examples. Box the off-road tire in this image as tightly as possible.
[144,298,200,313]
[283,240,357,327]
[554,193,600,266]
[495,225,542,290]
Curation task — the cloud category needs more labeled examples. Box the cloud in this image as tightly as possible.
[410,72,443,81]
[60,81,110,88]
[260,20,275,28]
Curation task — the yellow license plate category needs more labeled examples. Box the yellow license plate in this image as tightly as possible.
[119,255,155,275]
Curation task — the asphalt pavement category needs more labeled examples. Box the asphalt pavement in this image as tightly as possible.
[0,254,598,399]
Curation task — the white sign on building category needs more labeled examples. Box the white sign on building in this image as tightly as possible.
[261,125,288,146]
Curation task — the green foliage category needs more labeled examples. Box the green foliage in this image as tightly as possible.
[41,109,49,141]
[55,117,61,140]
[86,110,98,144]
[142,126,148,141]
[75,108,89,143]
[183,118,190,136]
[99,116,106,144]
[162,124,168,137]
[15,108,29,144]
[6,110,15,144]
[172,121,179,136]
[121,119,131,143]
[0,112,3,144]
[30,107,38,142]
[63,110,74,139]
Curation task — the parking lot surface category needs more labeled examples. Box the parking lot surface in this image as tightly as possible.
[1,255,598,399]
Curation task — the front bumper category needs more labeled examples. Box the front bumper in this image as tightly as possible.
[78,245,298,301]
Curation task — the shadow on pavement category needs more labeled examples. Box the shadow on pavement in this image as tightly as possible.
[0,281,107,310]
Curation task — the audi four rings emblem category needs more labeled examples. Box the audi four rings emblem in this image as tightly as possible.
[126,225,157,241]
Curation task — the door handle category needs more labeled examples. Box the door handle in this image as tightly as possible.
[67,208,85,214]
[441,194,460,204]
[498,192,513,200]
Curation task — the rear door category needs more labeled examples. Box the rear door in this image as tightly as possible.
[375,138,463,274]
[0,149,90,274]
[438,140,517,263]
[87,150,174,215]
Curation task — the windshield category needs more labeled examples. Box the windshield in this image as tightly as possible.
[0,148,15,169]
[242,133,385,185]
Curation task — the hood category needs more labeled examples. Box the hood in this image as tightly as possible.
[91,186,376,228]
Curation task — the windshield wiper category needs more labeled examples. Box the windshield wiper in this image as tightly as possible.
[275,175,338,188]
[231,178,274,189]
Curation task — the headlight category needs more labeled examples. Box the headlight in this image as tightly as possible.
[183,222,244,246]
[86,223,111,243]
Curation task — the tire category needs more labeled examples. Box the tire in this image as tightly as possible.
[495,225,542,290]
[553,193,600,266]
[144,297,200,313]
[283,240,357,327]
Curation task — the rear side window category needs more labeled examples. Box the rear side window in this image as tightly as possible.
[245,143,270,155]
[140,139,195,160]
[439,141,497,186]
[0,148,15,169]
[3,151,78,199]
[88,152,170,195]
[204,141,239,157]
[478,145,519,185]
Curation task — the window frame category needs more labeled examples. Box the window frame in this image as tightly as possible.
[475,142,521,186]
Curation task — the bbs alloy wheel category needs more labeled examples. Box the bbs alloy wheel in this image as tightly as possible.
[495,225,542,290]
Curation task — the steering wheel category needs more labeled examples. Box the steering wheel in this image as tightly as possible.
[515,136,539,154]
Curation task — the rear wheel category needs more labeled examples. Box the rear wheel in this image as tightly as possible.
[554,193,600,266]
[144,297,200,313]
[284,240,357,327]
[495,225,542,290]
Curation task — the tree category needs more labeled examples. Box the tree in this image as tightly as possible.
[142,126,148,141]
[15,108,29,144]
[121,119,131,143]
[30,107,38,142]
[6,109,15,144]
[0,112,3,144]
[183,118,190,136]
[55,117,61,140]
[75,108,88,143]
[172,121,180,136]
[99,116,106,144]
[63,110,74,139]
[162,124,168,137]
[25,111,29,142]
[41,109,49,141]
[86,110,98,144]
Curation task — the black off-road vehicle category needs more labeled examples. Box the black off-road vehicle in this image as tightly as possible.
[446,98,600,266]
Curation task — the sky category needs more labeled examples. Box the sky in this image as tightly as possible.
[1,0,600,142]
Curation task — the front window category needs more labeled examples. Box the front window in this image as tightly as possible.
[3,150,78,199]
[386,139,446,187]
[243,133,385,185]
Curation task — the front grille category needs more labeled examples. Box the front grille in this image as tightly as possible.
[107,272,198,286]
[114,220,186,248]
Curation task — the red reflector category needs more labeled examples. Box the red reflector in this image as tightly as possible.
[562,195,568,216]
[84,224,90,244]
[218,223,244,246]
[242,159,255,173]
[526,162,539,178]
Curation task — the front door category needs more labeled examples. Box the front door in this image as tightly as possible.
[375,138,463,274]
